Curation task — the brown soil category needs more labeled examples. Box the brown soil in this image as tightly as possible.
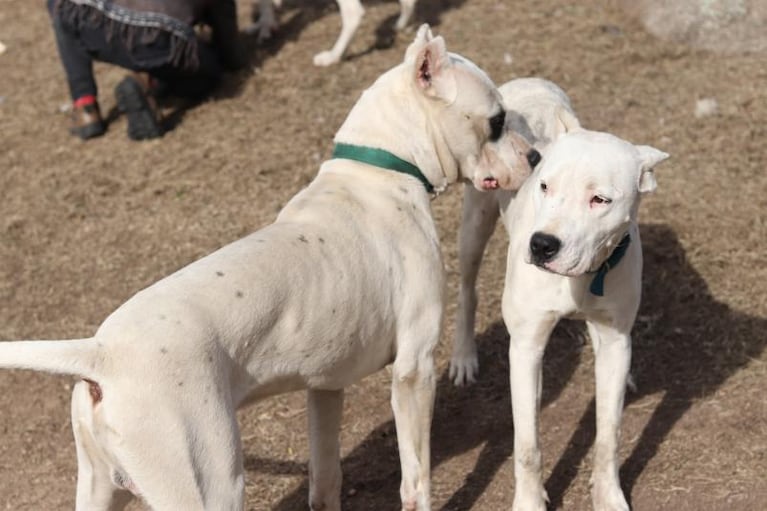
[1,0,765,509]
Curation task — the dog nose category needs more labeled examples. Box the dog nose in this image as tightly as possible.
[529,232,561,263]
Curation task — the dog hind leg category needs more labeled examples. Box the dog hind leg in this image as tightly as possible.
[307,389,344,511]
[313,0,365,66]
[395,0,416,30]
[71,381,133,511]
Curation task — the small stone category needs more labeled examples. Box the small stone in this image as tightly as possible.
[695,97,719,118]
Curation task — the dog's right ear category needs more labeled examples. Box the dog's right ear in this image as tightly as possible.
[554,106,581,136]
[407,28,457,103]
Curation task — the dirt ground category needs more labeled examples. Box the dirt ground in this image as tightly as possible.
[0,0,766,509]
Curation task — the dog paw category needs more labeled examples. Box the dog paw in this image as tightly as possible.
[512,488,548,511]
[592,481,630,511]
[313,50,341,67]
[449,353,478,386]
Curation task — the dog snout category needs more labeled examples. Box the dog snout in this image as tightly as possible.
[529,232,561,264]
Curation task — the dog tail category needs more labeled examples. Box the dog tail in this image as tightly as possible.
[0,338,104,380]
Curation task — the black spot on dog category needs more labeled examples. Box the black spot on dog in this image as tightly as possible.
[216,271,225,277]
[235,290,244,298]
[399,186,409,194]
[177,381,184,387]
[298,235,308,243]
[319,237,325,244]
[160,347,168,354]
[207,355,213,362]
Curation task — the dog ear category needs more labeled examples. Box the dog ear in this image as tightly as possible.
[405,24,434,62]
[636,145,669,193]
[554,106,581,136]
[411,35,457,102]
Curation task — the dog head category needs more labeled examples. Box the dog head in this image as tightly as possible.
[526,129,669,276]
[402,25,534,192]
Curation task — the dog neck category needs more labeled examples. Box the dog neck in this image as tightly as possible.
[331,143,434,193]
[333,65,458,194]
[588,232,631,296]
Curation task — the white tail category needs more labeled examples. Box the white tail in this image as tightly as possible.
[0,338,103,380]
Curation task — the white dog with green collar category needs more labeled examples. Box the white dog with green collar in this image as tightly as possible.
[0,26,533,511]
[450,78,668,511]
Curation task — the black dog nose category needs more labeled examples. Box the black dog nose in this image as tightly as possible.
[527,149,541,168]
[530,232,561,263]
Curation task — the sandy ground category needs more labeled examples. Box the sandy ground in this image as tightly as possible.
[0,0,765,509]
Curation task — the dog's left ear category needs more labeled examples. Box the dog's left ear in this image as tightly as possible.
[408,28,457,103]
[636,145,669,193]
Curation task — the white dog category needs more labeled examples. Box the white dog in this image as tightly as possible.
[449,78,669,510]
[250,0,417,66]
[0,26,533,511]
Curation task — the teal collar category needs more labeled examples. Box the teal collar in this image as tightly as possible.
[589,233,631,297]
[332,143,434,194]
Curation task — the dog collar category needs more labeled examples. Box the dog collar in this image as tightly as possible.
[589,233,631,297]
[332,143,435,194]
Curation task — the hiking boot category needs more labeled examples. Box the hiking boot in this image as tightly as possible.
[69,102,106,140]
[114,72,163,141]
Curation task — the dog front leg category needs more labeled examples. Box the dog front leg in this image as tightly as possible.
[450,186,500,385]
[506,313,556,511]
[586,321,631,511]
[307,389,344,511]
[313,0,364,66]
[391,352,436,510]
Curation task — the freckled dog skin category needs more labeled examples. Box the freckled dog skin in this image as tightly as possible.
[449,78,669,511]
[0,26,532,511]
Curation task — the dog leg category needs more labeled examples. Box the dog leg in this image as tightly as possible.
[313,0,365,66]
[450,186,500,385]
[395,0,417,31]
[505,312,556,511]
[391,345,436,510]
[103,390,245,511]
[71,382,133,511]
[246,0,279,42]
[307,389,344,511]
[586,321,631,511]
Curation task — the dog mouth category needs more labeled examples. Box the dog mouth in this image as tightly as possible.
[481,176,499,190]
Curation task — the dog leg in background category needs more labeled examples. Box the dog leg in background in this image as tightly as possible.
[450,186,501,386]
[504,310,557,511]
[395,0,417,30]
[247,0,281,42]
[307,389,344,511]
[586,321,631,511]
[313,0,365,66]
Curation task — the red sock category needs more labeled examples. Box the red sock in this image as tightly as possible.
[73,95,97,108]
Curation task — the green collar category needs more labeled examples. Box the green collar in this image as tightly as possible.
[332,143,434,194]
[589,233,631,296]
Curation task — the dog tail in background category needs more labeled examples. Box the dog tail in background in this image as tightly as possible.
[0,338,104,381]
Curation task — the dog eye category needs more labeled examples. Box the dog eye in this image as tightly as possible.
[590,195,612,205]
[488,110,506,141]
[527,149,541,168]
[540,182,548,193]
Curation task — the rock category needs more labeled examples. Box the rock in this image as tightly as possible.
[619,0,767,54]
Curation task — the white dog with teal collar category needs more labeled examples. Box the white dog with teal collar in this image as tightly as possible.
[449,78,668,511]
